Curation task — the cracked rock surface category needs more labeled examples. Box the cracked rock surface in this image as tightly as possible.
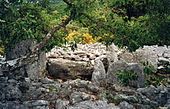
[0,42,170,109]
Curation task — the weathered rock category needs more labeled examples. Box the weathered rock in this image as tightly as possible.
[47,43,170,79]
[118,45,170,72]
[107,61,145,88]
[46,43,112,80]
[0,49,46,103]
[0,77,8,101]
[107,60,127,85]
[158,57,170,65]
[62,79,99,93]
[137,85,169,106]
[6,39,36,60]
[2,39,47,81]
[1,53,46,82]
[101,57,109,73]
[107,43,122,63]
[157,57,170,74]
[134,104,155,109]
[137,85,160,99]
[106,49,118,63]
[40,77,56,84]
[5,83,22,101]
[47,43,108,61]
[24,100,49,109]
[165,99,170,107]
[67,100,120,109]
[25,52,46,81]
[70,92,91,104]
[55,99,69,109]
[126,63,145,88]
[0,67,3,76]
[91,58,106,86]
[47,58,93,80]
[1,43,170,109]
[119,101,134,109]
[113,94,138,104]
[158,90,168,106]
[47,59,69,79]
[118,51,137,63]
[0,101,25,109]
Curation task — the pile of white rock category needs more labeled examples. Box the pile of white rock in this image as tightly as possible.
[46,43,121,79]
[46,43,108,62]
[46,43,170,82]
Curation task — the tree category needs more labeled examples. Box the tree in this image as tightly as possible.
[0,0,170,55]
[0,0,47,51]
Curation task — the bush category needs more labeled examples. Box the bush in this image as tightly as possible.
[116,70,138,86]
[1,0,170,54]
[0,2,46,50]
[65,30,96,44]
[0,0,67,52]
[143,61,169,86]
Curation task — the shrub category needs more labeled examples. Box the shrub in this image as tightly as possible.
[0,2,46,50]
[143,61,169,86]
[116,70,138,86]
[65,30,96,44]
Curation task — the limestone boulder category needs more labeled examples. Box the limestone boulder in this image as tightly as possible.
[6,39,36,60]
[47,58,94,80]
[91,58,106,86]
[107,61,145,88]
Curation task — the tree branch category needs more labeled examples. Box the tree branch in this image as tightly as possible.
[80,13,115,34]
[63,0,72,6]
[31,0,76,53]
[32,16,72,53]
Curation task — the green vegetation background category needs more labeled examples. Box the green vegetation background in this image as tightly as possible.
[0,0,170,53]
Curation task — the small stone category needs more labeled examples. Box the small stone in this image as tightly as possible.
[40,77,55,84]
[70,92,91,104]
[158,57,170,64]
[55,99,69,109]
[89,54,96,60]
[24,100,49,109]
[113,94,138,104]
[5,84,22,100]
[119,101,134,109]
[0,67,3,76]
[67,100,120,109]
[163,52,170,58]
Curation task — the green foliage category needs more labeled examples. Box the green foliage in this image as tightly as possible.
[44,29,67,51]
[0,1,46,49]
[116,70,138,86]
[0,0,67,52]
[145,75,168,86]
[48,85,58,92]
[112,15,149,51]
[0,0,170,53]
[143,61,156,75]
[70,0,170,51]
[142,61,169,86]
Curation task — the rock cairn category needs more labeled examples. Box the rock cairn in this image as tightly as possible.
[46,43,110,80]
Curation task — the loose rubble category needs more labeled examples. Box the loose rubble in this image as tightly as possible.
[0,41,170,109]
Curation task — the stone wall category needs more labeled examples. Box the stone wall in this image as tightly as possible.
[0,40,46,106]
[120,45,170,74]
[5,39,36,60]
